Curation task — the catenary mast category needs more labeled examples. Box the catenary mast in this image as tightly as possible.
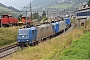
[30,0,32,21]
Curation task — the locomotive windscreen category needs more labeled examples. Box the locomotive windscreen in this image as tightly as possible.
[18,29,29,35]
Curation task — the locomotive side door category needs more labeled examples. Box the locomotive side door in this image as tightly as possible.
[29,29,37,43]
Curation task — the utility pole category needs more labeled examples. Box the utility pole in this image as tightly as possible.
[30,0,32,21]
[47,11,48,22]
[26,10,28,26]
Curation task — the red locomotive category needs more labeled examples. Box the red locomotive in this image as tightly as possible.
[0,14,18,27]
[22,16,26,24]
[9,15,18,26]
[14,18,18,25]
[21,16,31,25]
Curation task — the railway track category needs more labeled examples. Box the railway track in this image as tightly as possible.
[0,43,20,58]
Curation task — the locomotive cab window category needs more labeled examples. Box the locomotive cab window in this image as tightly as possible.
[2,15,9,18]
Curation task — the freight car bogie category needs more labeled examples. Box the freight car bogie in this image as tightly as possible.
[18,42,29,47]
[69,24,71,28]
[48,35,53,39]
[66,24,71,29]
[29,41,39,46]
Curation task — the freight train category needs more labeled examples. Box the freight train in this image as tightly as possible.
[17,15,71,46]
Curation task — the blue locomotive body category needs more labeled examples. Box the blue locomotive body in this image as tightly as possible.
[65,17,71,25]
[18,27,37,45]
[29,27,37,43]
[55,22,59,33]
[52,23,56,34]
[64,16,71,28]
[18,28,30,43]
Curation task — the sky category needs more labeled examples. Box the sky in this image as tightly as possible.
[0,0,32,10]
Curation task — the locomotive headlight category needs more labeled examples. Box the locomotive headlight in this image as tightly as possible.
[27,40,28,41]
[22,36,24,37]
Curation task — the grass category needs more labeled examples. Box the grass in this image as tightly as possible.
[58,32,90,60]
[0,26,23,48]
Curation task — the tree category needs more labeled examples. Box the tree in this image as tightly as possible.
[32,12,40,20]
[18,14,23,21]
[42,11,46,18]
[87,0,90,5]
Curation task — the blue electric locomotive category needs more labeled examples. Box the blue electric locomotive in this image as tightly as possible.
[64,15,71,28]
[18,27,38,46]
[51,21,60,35]
[55,22,59,34]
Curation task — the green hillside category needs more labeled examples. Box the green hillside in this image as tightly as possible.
[0,6,10,11]
[51,4,72,9]
[32,0,88,7]
[26,0,89,12]
[0,4,19,17]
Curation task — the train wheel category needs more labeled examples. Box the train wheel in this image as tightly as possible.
[21,44,24,50]
[19,43,24,50]
[24,43,28,47]
[35,41,39,46]
[30,43,33,46]
[41,38,43,42]
[33,42,35,46]
[6,24,9,27]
